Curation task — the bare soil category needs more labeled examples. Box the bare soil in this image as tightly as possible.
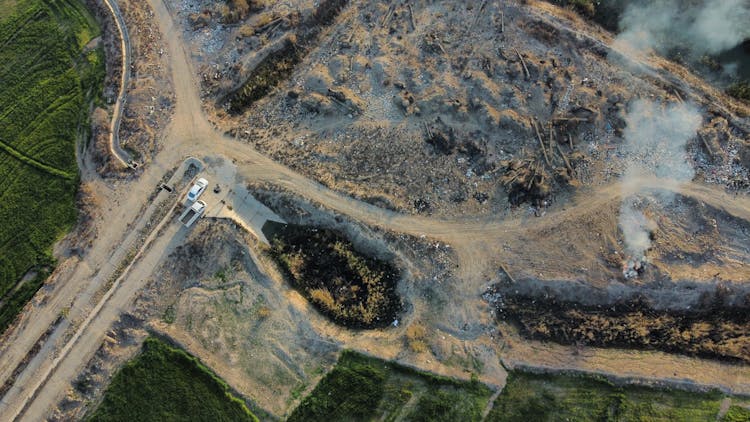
[173,0,748,218]
[115,0,175,163]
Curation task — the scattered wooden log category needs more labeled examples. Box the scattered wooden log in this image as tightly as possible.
[548,123,556,162]
[407,4,416,31]
[698,132,715,159]
[423,121,433,139]
[556,142,574,174]
[514,48,530,80]
[500,262,516,283]
[673,88,685,104]
[473,0,488,27]
[552,117,589,123]
[531,118,551,168]
[382,5,395,28]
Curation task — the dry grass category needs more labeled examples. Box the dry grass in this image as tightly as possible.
[406,323,428,353]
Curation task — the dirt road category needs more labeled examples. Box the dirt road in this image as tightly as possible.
[1,0,750,420]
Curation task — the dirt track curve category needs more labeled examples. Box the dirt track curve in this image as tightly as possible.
[1,0,750,420]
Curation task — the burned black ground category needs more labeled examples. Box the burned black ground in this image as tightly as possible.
[497,293,750,363]
[265,222,401,328]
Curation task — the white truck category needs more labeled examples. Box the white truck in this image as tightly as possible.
[178,200,206,227]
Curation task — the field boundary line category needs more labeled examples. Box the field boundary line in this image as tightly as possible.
[0,138,74,180]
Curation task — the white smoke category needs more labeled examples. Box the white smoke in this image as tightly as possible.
[615,0,750,58]
[619,201,657,258]
[621,100,702,182]
[618,100,702,260]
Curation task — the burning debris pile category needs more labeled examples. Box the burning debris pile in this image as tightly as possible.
[614,0,750,59]
[619,198,656,279]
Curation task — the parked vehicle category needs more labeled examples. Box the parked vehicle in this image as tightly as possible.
[178,200,206,227]
[186,178,208,202]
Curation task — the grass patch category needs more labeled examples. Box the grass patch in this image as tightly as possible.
[266,222,401,328]
[289,350,493,422]
[487,371,740,421]
[0,0,104,334]
[87,337,258,422]
[723,406,750,422]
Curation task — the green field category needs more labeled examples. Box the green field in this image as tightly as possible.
[288,350,493,422]
[88,342,750,421]
[87,337,258,422]
[487,371,750,422]
[0,0,104,333]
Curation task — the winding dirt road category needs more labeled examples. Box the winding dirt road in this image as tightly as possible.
[1,0,750,420]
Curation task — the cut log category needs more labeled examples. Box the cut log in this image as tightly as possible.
[531,118,551,168]
[514,48,530,80]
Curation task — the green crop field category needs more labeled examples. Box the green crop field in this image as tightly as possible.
[288,350,493,422]
[87,337,259,422]
[487,371,750,422]
[0,0,104,333]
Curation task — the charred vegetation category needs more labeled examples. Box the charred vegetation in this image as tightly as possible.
[265,222,401,328]
[224,0,349,113]
[498,292,750,363]
[227,39,302,113]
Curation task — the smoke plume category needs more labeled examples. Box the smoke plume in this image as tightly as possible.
[614,0,750,58]
[618,100,702,261]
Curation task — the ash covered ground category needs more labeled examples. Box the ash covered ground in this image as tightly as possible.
[173,0,749,218]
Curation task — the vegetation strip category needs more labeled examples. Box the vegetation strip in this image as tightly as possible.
[0,137,74,180]
[0,0,104,334]
[499,294,750,363]
[225,0,349,112]
[87,337,258,421]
